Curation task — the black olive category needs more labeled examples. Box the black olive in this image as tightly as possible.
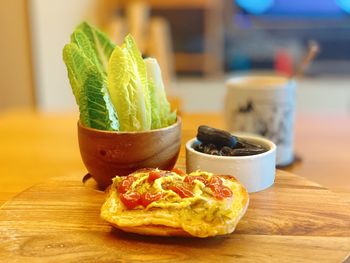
[194,127,268,156]
[210,149,220,155]
[220,146,234,156]
[194,143,205,153]
[231,147,267,156]
[197,126,237,148]
[236,139,265,150]
[203,143,217,154]
[235,140,247,149]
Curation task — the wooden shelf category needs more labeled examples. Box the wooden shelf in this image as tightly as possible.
[174,53,205,72]
[101,0,225,76]
[118,0,216,9]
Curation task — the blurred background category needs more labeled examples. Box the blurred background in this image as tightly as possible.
[1,0,350,114]
[1,0,350,205]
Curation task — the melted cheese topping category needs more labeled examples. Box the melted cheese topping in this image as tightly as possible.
[101,170,248,237]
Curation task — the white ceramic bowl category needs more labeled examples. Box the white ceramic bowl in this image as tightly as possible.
[185,135,276,193]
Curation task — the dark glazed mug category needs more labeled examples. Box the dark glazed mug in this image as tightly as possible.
[78,117,182,189]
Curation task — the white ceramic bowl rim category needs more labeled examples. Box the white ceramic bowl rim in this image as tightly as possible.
[186,135,276,160]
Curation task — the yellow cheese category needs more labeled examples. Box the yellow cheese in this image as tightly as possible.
[101,170,248,237]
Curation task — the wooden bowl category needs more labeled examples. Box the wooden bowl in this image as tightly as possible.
[78,117,182,189]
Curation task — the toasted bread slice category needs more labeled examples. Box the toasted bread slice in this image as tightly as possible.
[101,169,249,238]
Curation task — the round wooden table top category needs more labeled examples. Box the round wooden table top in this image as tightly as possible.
[1,170,350,263]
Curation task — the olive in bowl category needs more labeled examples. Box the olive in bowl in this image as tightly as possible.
[186,126,276,193]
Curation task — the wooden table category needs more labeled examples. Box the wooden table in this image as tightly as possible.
[0,110,350,205]
[1,111,350,262]
[1,170,350,262]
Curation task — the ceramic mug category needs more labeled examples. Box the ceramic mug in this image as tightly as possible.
[224,75,296,166]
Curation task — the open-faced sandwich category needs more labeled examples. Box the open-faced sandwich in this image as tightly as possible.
[101,168,249,238]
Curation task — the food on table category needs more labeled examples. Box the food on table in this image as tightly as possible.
[63,22,176,131]
[197,125,237,147]
[101,168,249,238]
[194,126,268,156]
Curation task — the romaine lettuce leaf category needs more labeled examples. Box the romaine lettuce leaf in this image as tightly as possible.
[63,43,119,131]
[148,78,161,129]
[64,22,176,132]
[144,58,176,128]
[72,22,115,76]
[107,35,151,131]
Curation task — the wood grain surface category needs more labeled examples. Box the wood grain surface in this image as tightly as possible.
[1,111,350,205]
[1,111,350,262]
[1,170,350,262]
